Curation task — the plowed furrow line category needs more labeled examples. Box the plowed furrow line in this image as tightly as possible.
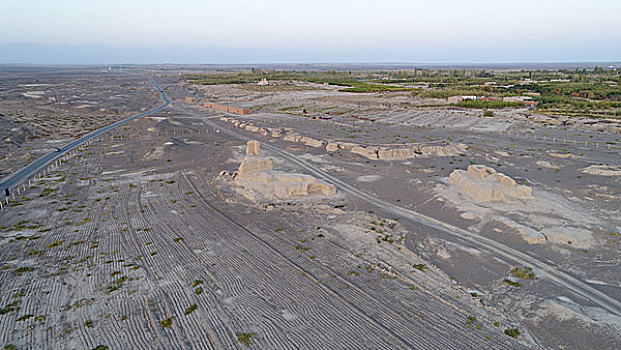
[182,172,414,349]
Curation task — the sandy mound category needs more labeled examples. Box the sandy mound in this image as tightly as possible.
[142,146,165,161]
[448,165,533,203]
[224,140,336,202]
[549,152,572,159]
[347,143,468,160]
[437,165,600,248]
[581,165,621,176]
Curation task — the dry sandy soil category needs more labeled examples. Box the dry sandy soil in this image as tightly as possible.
[0,67,619,349]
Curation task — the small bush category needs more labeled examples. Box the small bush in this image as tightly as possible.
[191,280,203,287]
[160,317,173,329]
[237,332,257,346]
[510,266,536,279]
[13,267,35,276]
[184,303,198,315]
[504,328,520,338]
[412,264,427,271]
[503,279,521,287]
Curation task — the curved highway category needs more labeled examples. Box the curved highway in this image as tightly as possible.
[0,78,170,195]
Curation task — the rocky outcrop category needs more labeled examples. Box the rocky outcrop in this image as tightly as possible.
[238,155,273,176]
[326,141,358,152]
[283,131,301,142]
[218,116,468,160]
[300,136,325,148]
[348,143,468,161]
[351,146,379,159]
[142,146,165,161]
[448,165,533,203]
[581,165,621,176]
[419,144,469,157]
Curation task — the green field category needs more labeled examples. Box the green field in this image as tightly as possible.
[184,67,621,116]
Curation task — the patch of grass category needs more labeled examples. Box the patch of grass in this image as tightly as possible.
[295,244,309,253]
[106,276,128,294]
[69,298,95,310]
[510,266,536,279]
[76,218,90,226]
[194,287,203,295]
[16,314,34,322]
[503,279,521,287]
[46,240,64,248]
[190,280,203,287]
[173,237,184,243]
[184,303,198,315]
[341,83,416,93]
[27,248,45,256]
[12,267,35,276]
[84,319,94,328]
[412,264,427,271]
[0,300,22,315]
[160,317,174,329]
[347,270,360,277]
[237,332,257,346]
[456,100,525,109]
[504,328,521,338]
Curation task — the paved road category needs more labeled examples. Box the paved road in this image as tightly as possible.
[0,78,170,195]
[178,107,621,318]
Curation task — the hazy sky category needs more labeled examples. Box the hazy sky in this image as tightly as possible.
[1,0,620,63]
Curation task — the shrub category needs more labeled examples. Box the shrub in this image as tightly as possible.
[160,317,173,329]
[504,328,521,338]
[412,264,427,271]
[237,332,257,346]
[510,267,536,279]
[184,304,198,315]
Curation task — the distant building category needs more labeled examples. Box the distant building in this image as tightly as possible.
[448,95,479,103]
[257,78,269,86]
[503,96,533,102]
[503,96,538,106]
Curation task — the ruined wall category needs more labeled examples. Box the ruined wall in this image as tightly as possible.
[203,102,250,115]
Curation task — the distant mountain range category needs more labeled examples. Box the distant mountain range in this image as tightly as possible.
[0,42,619,68]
